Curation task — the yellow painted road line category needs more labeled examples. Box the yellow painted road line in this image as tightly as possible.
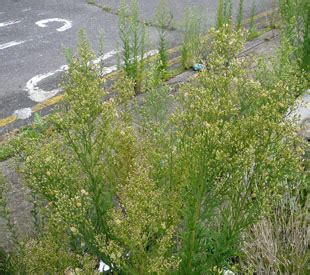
[31,95,65,113]
[0,115,17,128]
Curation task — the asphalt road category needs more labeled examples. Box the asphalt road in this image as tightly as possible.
[0,0,273,126]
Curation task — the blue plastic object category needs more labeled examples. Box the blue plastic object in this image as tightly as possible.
[192,63,205,71]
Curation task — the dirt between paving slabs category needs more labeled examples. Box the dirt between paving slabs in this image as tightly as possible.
[0,30,281,252]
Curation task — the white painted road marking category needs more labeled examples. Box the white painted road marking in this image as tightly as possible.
[0,40,26,50]
[141,49,159,60]
[0,18,72,52]
[93,50,119,65]
[35,18,72,32]
[98,49,159,75]
[25,50,119,103]
[0,20,21,27]
[25,49,158,103]
[26,65,68,103]
[14,108,32,120]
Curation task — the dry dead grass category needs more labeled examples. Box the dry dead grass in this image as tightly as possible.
[241,194,309,274]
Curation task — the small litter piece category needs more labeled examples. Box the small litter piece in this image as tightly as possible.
[224,269,235,275]
[98,260,110,273]
[192,63,205,71]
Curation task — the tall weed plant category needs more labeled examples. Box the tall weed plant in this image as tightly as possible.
[248,0,258,40]
[236,0,244,29]
[181,7,208,69]
[217,0,233,29]
[16,31,179,274]
[278,0,310,73]
[154,0,173,78]
[118,0,147,93]
[174,25,306,273]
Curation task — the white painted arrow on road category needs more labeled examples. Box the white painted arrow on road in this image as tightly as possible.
[35,18,72,32]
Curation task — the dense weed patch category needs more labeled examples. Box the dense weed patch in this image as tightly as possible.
[0,0,309,273]
[7,24,307,273]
